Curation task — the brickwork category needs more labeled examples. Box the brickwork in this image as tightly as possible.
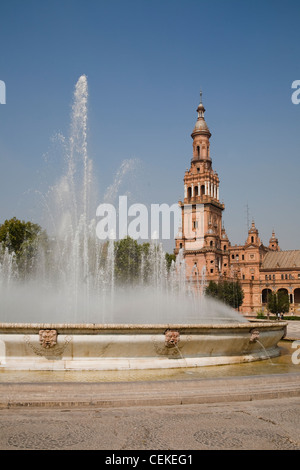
[175,97,300,316]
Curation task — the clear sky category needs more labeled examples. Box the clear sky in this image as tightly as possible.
[0,0,299,252]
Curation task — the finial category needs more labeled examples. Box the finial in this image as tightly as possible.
[200,90,203,103]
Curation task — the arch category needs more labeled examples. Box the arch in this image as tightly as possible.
[194,185,199,197]
[277,288,288,296]
[197,145,200,157]
[262,288,272,304]
[277,288,291,306]
[200,184,205,196]
[294,288,300,303]
[187,187,192,199]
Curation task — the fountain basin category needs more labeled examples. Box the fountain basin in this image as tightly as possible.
[0,321,287,371]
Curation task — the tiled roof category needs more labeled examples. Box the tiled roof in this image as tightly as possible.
[261,250,300,269]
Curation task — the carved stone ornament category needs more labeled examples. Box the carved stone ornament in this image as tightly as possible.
[164,329,180,348]
[39,329,58,349]
[249,329,260,343]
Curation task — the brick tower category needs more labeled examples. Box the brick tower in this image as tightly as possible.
[175,94,228,282]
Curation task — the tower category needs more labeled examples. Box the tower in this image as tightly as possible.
[175,94,228,281]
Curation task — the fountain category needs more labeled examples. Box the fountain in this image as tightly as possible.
[0,76,287,372]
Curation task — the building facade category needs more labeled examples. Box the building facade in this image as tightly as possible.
[175,96,300,316]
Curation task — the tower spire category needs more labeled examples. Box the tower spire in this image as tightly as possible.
[192,91,211,139]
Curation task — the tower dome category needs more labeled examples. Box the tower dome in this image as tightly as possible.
[191,92,211,139]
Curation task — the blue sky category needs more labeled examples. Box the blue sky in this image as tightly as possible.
[0,0,299,251]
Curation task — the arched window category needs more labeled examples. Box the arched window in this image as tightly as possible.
[200,185,205,196]
[278,288,288,296]
[294,288,300,303]
[262,288,272,304]
[197,145,200,157]
[187,187,192,199]
[194,185,198,197]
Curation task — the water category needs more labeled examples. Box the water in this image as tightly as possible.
[0,75,247,326]
[0,341,295,383]
[256,339,275,365]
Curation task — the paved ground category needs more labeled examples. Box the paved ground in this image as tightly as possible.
[0,320,299,452]
[0,396,299,450]
[285,320,300,340]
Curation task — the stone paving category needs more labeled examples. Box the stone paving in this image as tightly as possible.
[285,320,300,340]
[0,397,299,450]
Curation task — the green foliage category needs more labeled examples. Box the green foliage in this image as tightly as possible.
[113,237,176,286]
[165,252,176,271]
[205,280,245,310]
[256,309,265,319]
[0,217,43,255]
[267,291,290,314]
[0,217,47,276]
[114,236,150,286]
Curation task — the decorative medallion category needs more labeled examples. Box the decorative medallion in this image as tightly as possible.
[39,329,58,348]
[249,329,260,343]
[24,333,72,357]
[164,329,180,348]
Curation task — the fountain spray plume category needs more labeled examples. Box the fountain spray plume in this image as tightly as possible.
[0,75,248,326]
[50,74,96,317]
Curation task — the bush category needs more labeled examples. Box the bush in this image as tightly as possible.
[205,280,244,310]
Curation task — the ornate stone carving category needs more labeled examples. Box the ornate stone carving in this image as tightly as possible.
[249,329,260,343]
[164,329,180,348]
[39,329,58,349]
[24,334,72,357]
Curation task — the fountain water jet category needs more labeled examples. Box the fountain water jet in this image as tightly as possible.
[0,75,287,371]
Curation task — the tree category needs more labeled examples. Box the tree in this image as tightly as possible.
[165,252,176,271]
[205,280,219,299]
[114,236,149,286]
[0,217,43,255]
[0,217,47,276]
[113,237,173,286]
[267,291,290,316]
[205,280,244,310]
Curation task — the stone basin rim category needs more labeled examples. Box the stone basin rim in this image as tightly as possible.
[0,321,287,334]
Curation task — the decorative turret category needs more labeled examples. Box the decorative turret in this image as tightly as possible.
[268,230,280,251]
[191,91,211,163]
[220,226,230,250]
[246,221,261,246]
